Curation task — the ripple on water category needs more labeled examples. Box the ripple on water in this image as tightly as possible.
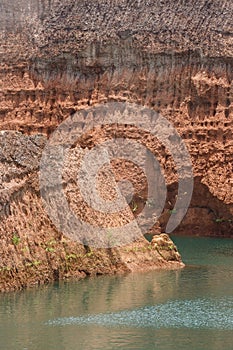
[46,297,233,330]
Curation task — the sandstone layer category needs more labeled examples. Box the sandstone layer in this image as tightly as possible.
[0,0,233,290]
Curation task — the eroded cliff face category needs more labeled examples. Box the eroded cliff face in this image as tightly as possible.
[0,0,233,290]
[0,130,183,292]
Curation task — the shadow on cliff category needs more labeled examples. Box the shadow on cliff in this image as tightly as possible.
[159,177,233,237]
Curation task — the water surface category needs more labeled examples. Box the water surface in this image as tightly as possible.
[0,236,233,349]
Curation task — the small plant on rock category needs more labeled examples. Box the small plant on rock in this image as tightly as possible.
[12,234,20,246]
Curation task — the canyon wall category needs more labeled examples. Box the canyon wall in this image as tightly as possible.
[0,0,233,290]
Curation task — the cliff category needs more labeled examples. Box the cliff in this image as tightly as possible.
[0,130,182,291]
[0,0,233,290]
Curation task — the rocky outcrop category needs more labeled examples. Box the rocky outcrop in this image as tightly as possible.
[0,131,183,292]
[0,1,233,290]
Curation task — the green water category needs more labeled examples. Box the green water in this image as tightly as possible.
[1,236,233,350]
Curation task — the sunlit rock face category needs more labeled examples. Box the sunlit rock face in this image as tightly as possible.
[0,129,183,292]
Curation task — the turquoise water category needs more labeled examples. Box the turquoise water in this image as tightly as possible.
[1,236,233,349]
